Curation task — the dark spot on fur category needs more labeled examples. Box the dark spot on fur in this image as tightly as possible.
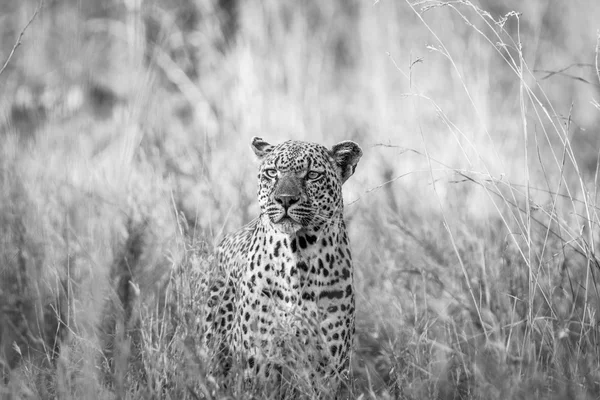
[274,241,281,257]
[298,236,307,249]
[298,261,309,272]
[331,345,338,356]
[345,285,353,297]
[302,292,315,301]
[319,290,344,300]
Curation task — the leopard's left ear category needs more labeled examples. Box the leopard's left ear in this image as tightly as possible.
[330,141,362,183]
[251,137,274,159]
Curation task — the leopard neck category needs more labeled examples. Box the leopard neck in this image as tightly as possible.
[259,213,347,253]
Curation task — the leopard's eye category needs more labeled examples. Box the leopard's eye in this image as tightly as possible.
[307,171,323,180]
[264,168,278,179]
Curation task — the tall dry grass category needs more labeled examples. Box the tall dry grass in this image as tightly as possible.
[1,0,600,398]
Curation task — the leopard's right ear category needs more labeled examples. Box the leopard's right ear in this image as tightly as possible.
[251,137,274,159]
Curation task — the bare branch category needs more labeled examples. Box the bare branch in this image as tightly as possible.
[0,1,44,76]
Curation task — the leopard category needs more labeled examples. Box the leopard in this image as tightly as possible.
[204,136,362,395]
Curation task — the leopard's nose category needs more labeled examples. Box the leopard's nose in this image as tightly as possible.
[274,194,300,209]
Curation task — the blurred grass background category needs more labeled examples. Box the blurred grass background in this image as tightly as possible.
[1,0,600,398]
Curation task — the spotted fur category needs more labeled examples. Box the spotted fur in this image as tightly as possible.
[206,137,362,392]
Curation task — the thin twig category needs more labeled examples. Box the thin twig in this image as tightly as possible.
[534,62,594,79]
[534,69,600,87]
[595,31,600,85]
[0,1,43,76]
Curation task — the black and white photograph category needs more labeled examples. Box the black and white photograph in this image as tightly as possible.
[1,1,600,399]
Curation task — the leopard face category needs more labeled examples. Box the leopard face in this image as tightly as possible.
[252,138,361,234]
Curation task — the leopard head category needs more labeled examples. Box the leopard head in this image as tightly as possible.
[251,137,362,233]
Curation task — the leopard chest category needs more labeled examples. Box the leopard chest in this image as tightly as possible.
[236,223,355,367]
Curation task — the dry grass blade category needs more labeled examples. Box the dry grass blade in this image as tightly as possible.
[0,1,43,76]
